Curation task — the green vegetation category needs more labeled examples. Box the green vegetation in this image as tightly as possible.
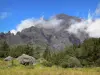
[0,40,9,57]
[0,60,100,75]
[0,38,100,68]
[49,38,100,68]
[0,38,100,75]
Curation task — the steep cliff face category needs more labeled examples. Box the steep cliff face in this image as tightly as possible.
[0,14,88,50]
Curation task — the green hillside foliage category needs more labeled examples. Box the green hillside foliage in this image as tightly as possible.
[0,38,100,68]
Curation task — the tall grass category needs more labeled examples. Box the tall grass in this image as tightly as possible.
[0,60,100,75]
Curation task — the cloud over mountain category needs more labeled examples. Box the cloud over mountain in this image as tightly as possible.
[67,3,100,38]
[11,16,63,35]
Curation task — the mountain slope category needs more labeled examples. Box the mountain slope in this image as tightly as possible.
[0,14,88,50]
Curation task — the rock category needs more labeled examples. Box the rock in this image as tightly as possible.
[0,14,88,50]
[4,56,13,61]
[17,54,36,65]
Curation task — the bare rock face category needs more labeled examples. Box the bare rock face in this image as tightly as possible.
[0,14,88,50]
[17,54,36,65]
[4,56,13,61]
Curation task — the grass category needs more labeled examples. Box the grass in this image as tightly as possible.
[0,59,100,75]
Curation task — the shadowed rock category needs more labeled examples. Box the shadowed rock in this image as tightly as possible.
[4,56,13,61]
[17,54,36,66]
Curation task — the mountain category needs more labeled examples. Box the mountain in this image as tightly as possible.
[0,14,88,50]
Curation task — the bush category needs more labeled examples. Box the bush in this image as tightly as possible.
[67,57,82,68]
[96,58,100,66]
[81,59,89,67]
[60,56,82,68]
[41,60,53,67]
[60,61,69,68]
[59,55,71,68]
[37,58,45,63]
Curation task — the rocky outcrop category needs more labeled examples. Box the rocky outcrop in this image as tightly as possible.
[4,56,13,61]
[0,14,88,50]
[17,54,36,65]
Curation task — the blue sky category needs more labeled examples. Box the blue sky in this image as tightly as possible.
[0,0,100,32]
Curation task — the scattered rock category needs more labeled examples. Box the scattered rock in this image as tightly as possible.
[4,56,13,61]
[17,54,36,65]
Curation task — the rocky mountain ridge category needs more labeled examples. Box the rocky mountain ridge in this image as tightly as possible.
[0,14,88,50]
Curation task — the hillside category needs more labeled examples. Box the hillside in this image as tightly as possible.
[0,14,88,50]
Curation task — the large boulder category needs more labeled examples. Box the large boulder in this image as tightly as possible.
[4,56,13,61]
[17,54,36,65]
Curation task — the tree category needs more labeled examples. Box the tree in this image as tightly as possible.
[9,44,34,57]
[43,46,51,61]
[0,40,10,57]
[24,44,34,56]
[78,38,100,66]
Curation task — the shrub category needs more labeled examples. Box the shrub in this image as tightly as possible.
[59,55,71,68]
[41,60,52,67]
[81,59,89,67]
[67,57,82,68]
[60,61,69,68]
[96,58,100,66]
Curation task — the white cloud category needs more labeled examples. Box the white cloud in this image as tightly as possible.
[86,19,100,37]
[95,3,100,16]
[17,18,35,32]
[11,3,100,36]
[10,29,17,35]
[67,3,100,38]
[67,19,100,38]
[0,12,9,19]
[11,17,63,35]
[67,20,88,34]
